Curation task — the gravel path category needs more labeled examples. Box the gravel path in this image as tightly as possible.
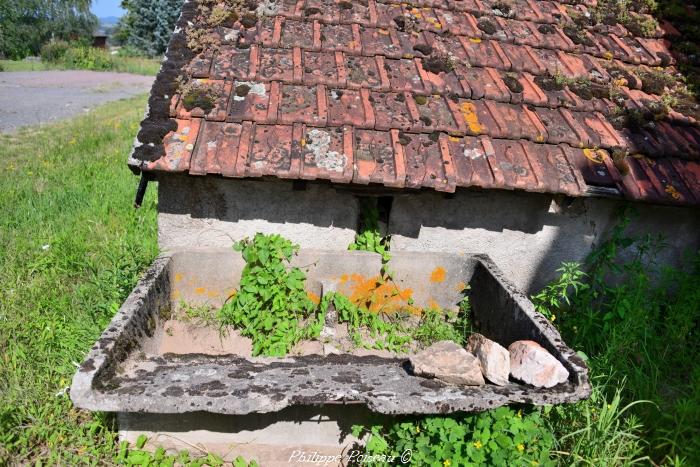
[0,70,154,133]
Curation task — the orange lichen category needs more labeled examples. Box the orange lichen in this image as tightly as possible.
[307,291,321,305]
[174,273,184,282]
[460,102,482,133]
[665,184,681,200]
[194,287,206,295]
[430,266,446,283]
[583,148,606,163]
[455,281,466,292]
[343,274,420,315]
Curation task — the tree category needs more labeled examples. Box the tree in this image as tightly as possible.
[0,0,98,59]
[117,0,184,57]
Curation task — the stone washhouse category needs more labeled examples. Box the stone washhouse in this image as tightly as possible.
[73,0,700,463]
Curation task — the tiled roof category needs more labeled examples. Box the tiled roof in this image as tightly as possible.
[129,0,700,206]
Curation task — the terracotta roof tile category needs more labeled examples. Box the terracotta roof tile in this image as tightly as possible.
[129,0,700,206]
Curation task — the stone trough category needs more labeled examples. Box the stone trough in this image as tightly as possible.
[71,249,590,415]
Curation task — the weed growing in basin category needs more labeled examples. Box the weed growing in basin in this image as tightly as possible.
[218,233,318,356]
[413,295,472,347]
[319,292,414,352]
[178,300,219,327]
[352,406,555,466]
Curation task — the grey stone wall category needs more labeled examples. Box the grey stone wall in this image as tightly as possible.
[157,175,700,294]
[389,190,700,292]
[157,175,359,250]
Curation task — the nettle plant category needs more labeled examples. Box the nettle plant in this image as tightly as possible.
[353,406,555,466]
[217,233,318,356]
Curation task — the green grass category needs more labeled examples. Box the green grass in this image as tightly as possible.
[0,55,161,76]
[539,219,700,465]
[0,95,158,464]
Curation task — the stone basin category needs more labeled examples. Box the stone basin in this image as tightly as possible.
[70,249,591,415]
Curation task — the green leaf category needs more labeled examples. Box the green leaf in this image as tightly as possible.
[135,434,147,449]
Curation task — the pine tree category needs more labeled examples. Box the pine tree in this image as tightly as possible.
[117,0,184,57]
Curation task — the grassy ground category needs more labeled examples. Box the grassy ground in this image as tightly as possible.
[0,56,160,76]
[0,95,158,464]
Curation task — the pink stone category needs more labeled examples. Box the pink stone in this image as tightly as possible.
[466,333,510,386]
[409,340,485,385]
[508,340,569,388]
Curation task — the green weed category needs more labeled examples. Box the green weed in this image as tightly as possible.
[542,210,700,464]
[115,435,258,466]
[217,233,318,356]
[349,198,391,276]
[353,406,555,466]
[178,301,219,327]
[319,292,414,352]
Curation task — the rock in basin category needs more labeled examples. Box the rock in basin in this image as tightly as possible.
[509,340,569,388]
[409,340,485,385]
[467,333,510,386]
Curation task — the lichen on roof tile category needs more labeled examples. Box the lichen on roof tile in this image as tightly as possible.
[128,0,700,206]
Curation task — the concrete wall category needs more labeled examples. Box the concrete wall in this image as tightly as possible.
[158,175,700,294]
[118,406,370,467]
[157,175,359,250]
[389,190,700,292]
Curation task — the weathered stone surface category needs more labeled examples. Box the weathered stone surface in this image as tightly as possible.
[509,340,569,388]
[409,340,485,386]
[467,333,510,386]
[71,251,591,416]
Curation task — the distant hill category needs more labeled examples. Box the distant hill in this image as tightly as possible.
[99,16,121,27]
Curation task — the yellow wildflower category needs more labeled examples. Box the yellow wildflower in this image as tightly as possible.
[474,440,483,449]
[550,315,556,322]
[444,460,451,467]
[517,444,525,452]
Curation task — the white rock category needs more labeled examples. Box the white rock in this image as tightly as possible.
[466,333,510,386]
[410,340,485,385]
[508,340,569,388]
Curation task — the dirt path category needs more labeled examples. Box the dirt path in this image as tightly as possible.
[0,70,154,132]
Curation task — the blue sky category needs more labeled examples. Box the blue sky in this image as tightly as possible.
[91,0,125,18]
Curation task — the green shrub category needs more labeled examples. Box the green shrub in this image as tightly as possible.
[115,44,148,58]
[61,46,113,71]
[353,406,555,466]
[40,40,70,62]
